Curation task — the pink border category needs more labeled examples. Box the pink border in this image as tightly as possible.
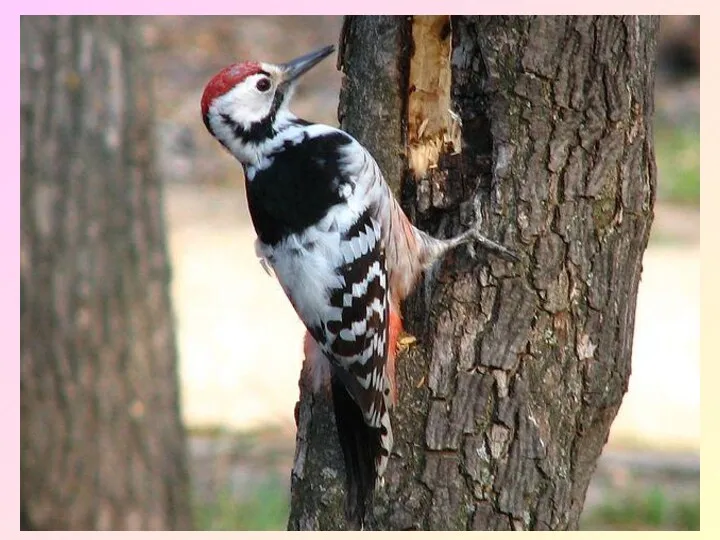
[6,7,20,537]
[14,2,708,15]
[10,3,711,537]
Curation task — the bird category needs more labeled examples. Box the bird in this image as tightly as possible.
[200,44,517,529]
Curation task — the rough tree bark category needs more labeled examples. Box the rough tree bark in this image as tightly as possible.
[288,15,658,530]
[20,16,192,530]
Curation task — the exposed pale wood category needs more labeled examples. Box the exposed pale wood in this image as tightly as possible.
[406,16,461,179]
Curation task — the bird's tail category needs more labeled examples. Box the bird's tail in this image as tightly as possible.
[330,370,384,530]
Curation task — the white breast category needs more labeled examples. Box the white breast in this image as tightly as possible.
[256,199,362,330]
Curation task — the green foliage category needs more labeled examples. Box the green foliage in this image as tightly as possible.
[654,121,700,207]
[580,486,699,531]
[189,425,294,531]
[194,475,289,531]
[674,496,702,531]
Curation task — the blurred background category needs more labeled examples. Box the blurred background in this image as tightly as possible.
[29,16,701,531]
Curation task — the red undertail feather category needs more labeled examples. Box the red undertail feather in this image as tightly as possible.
[387,305,403,405]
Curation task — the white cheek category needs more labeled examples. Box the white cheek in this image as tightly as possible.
[215,85,274,127]
[233,94,273,126]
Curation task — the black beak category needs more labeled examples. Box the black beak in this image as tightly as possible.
[281,45,335,83]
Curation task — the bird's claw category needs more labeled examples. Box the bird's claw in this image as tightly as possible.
[460,222,519,263]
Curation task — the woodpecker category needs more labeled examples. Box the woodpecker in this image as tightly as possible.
[201,44,517,529]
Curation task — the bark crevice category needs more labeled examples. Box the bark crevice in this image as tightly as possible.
[288,15,658,531]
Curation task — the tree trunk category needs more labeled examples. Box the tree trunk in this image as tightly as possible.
[20,16,192,530]
[288,15,658,531]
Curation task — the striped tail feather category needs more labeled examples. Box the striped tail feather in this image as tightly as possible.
[330,369,384,530]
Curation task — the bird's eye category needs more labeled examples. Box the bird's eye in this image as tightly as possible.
[256,78,271,92]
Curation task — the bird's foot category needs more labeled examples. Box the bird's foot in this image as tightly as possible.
[461,222,519,262]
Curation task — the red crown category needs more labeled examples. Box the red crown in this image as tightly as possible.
[201,62,264,118]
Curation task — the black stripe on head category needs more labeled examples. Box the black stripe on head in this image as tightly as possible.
[219,80,295,145]
[222,112,277,144]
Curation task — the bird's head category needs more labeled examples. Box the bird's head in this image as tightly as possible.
[201,45,335,161]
